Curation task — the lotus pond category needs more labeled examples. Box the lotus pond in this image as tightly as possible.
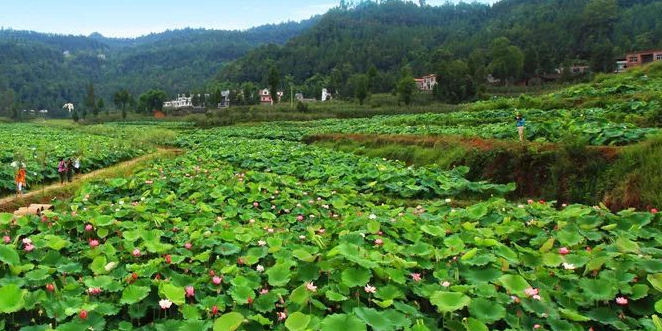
[1,129,661,331]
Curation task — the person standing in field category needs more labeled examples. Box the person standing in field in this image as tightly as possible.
[74,157,81,177]
[58,158,67,185]
[516,113,526,142]
[15,165,26,196]
[66,158,74,183]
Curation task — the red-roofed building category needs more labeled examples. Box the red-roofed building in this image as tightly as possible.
[617,50,662,72]
[415,74,437,91]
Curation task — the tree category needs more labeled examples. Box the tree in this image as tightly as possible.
[267,66,280,105]
[113,89,131,119]
[211,88,223,108]
[349,74,369,105]
[85,83,96,117]
[434,60,477,104]
[0,89,14,118]
[137,89,168,114]
[488,37,524,84]
[72,108,79,122]
[397,75,417,105]
[590,39,615,73]
[97,98,106,116]
[192,94,201,107]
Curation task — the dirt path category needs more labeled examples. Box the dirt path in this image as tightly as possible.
[0,148,179,209]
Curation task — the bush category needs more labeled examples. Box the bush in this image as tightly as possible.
[296,101,309,113]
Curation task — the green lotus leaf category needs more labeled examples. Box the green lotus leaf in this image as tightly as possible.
[353,307,395,331]
[43,235,69,251]
[230,286,254,304]
[249,313,273,326]
[0,245,20,266]
[160,283,185,305]
[579,278,616,301]
[213,312,244,331]
[469,297,506,323]
[616,237,640,253]
[325,291,349,302]
[429,291,471,313]
[498,274,530,296]
[0,284,25,313]
[285,312,311,331]
[289,284,310,305]
[120,285,151,305]
[559,308,591,322]
[321,313,367,331]
[94,215,115,227]
[341,267,372,288]
[465,317,488,331]
[84,276,113,289]
[265,264,292,287]
[649,274,662,292]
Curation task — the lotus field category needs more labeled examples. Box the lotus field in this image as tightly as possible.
[1,127,661,331]
[0,124,152,194]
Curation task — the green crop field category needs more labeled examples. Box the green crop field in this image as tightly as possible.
[1,65,662,331]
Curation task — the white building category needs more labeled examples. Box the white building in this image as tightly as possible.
[321,88,331,101]
[164,94,193,108]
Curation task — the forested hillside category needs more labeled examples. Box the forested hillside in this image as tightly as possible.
[219,0,662,98]
[0,19,317,116]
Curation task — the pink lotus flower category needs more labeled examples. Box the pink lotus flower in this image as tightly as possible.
[22,238,32,245]
[211,305,219,315]
[533,324,541,329]
[524,287,539,297]
[532,294,541,300]
[411,273,422,282]
[615,297,628,305]
[159,299,173,309]
[184,242,192,250]
[132,248,141,257]
[253,202,259,207]
[527,199,534,204]
[297,215,305,221]
[79,310,88,320]
[441,281,450,287]
[46,283,55,292]
[24,243,34,252]
[374,238,383,246]
[249,219,255,224]
[558,247,570,255]
[364,284,376,293]
[71,211,77,217]
[145,180,153,184]
[305,282,317,292]
[277,311,287,321]
[88,287,102,295]
[185,286,195,298]
[318,229,325,234]
[85,224,93,232]
[212,276,222,285]
[299,235,306,240]
[3,236,10,244]
[165,255,172,264]
[260,288,269,295]
[256,265,265,272]
[89,239,99,248]
[652,208,659,214]
[257,240,266,247]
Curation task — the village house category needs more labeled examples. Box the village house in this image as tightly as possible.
[414,75,437,92]
[163,94,193,108]
[616,49,662,72]
[260,89,284,105]
[415,74,437,91]
[219,90,231,108]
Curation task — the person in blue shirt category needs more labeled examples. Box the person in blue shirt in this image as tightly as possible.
[516,114,525,142]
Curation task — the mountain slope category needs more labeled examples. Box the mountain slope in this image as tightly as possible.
[218,0,662,93]
[0,18,318,115]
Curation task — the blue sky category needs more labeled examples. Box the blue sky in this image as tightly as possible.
[0,0,498,38]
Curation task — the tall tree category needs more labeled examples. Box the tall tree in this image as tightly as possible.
[137,89,168,114]
[488,37,524,84]
[85,83,96,117]
[113,89,131,119]
[97,98,106,116]
[434,60,477,104]
[349,74,369,105]
[397,75,417,105]
[267,66,281,105]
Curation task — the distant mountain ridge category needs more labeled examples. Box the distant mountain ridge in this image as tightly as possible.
[0,18,319,113]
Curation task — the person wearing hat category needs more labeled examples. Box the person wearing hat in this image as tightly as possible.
[516,113,525,142]
[15,164,26,196]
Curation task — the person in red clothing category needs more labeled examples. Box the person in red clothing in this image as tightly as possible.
[58,158,67,185]
[15,165,26,196]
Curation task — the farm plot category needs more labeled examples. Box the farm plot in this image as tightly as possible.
[0,132,661,331]
[0,124,152,195]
